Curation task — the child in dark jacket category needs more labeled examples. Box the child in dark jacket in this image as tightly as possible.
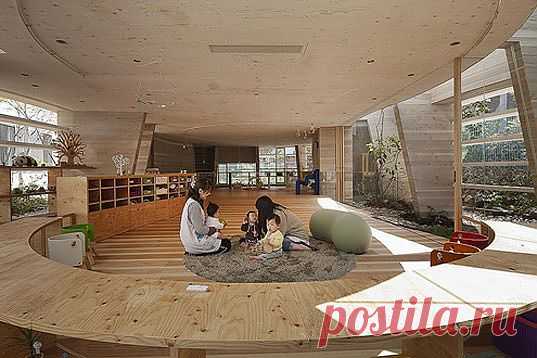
[240,210,261,246]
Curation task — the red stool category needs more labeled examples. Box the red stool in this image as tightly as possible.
[450,231,489,250]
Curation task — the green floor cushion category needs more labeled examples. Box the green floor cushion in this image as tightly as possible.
[309,209,371,253]
[331,212,371,254]
[309,209,341,241]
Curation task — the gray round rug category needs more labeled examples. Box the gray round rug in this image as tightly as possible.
[184,238,356,283]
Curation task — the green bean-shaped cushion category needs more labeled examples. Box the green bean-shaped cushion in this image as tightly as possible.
[331,213,372,254]
[309,209,341,242]
[309,209,372,253]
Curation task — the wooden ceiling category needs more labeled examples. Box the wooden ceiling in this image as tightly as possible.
[0,0,536,145]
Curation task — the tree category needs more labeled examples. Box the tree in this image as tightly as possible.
[367,109,403,203]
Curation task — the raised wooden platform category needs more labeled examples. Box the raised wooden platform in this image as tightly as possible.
[93,190,443,281]
[1,190,535,358]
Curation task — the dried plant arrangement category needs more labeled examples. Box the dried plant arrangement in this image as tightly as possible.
[52,130,86,166]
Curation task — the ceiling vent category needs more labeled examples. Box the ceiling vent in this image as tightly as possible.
[209,45,304,54]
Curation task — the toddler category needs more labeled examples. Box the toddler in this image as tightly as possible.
[251,214,284,260]
[206,202,226,232]
[240,210,260,246]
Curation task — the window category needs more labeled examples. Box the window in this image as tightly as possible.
[217,163,256,185]
[0,98,58,166]
[259,146,298,185]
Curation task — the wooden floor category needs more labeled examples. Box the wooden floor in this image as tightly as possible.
[93,190,445,280]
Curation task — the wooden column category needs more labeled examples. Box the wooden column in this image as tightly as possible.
[402,335,463,358]
[295,144,302,180]
[335,126,345,201]
[453,57,463,231]
[169,348,206,358]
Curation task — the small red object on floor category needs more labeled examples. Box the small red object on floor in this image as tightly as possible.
[450,231,489,250]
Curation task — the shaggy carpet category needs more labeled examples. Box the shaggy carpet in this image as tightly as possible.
[184,238,356,283]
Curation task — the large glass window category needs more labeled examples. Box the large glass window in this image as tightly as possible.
[259,146,298,185]
[0,98,57,166]
[217,163,256,186]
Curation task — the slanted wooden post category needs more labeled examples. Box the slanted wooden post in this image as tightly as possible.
[453,57,463,232]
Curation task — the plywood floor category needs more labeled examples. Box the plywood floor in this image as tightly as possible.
[93,190,445,281]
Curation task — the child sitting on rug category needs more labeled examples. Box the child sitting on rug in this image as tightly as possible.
[251,214,284,260]
[240,210,261,246]
[206,202,226,233]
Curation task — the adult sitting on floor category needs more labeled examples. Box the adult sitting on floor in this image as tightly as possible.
[180,177,231,255]
[255,195,315,251]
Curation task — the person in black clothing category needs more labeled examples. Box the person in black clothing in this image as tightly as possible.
[240,210,261,246]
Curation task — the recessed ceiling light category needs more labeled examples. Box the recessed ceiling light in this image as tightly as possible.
[31,84,40,88]
[56,39,68,44]
[0,48,6,54]
[160,104,167,108]
[450,41,461,46]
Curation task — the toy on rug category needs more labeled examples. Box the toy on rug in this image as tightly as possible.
[240,210,261,248]
[250,214,284,260]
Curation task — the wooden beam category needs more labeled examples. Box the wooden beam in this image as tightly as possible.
[0,113,67,132]
[335,126,344,201]
[0,139,55,150]
[295,144,301,179]
[453,57,463,232]
[393,104,418,210]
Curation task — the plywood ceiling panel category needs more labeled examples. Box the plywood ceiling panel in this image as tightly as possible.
[0,0,536,145]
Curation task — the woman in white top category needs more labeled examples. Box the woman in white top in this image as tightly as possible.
[180,177,231,255]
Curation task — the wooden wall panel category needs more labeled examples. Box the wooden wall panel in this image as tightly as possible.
[58,111,145,175]
[319,127,353,201]
[396,93,454,215]
[152,134,195,173]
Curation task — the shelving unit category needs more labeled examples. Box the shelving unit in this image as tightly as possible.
[56,173,194,240]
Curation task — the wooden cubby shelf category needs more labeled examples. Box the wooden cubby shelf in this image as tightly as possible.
[57,173,194,241]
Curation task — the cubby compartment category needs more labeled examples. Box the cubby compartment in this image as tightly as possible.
[115,178,128,187]
[129,177,141,185]
[88,190,100,204]
[101,201,115,210]
[155,176,168,185]
[115,187,128,199]
[143,177,154,185]
[143,196,155,203]
[101,188,115,201]
[116,199,129,207]
[101,178,114,188]
[130,197,142,205]
[88,179,100,190]
[89,203,100,212]
[129,186,141,198]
